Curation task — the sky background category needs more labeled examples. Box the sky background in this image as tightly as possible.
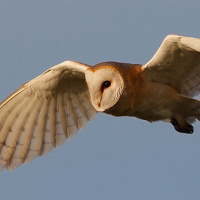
[0,0,200,200]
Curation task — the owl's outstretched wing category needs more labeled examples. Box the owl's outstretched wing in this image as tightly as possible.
[142,34,200,97]
[0,60,97,170]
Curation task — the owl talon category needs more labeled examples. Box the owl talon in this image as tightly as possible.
[170,117,194,134]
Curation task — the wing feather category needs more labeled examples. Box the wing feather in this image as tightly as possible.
[0,96,30,149]
[73,94,90,121]
[55,111,66,147]
[65,93,79,129]
[57,93,68,138]
[0,60,97,170]
[49,95,57,147]
[80,92,96,120]
[71,93,88,129]
[37,98,51,157]
[0,90,28,147]
[23,99,44,164]
[4,98,40,162]
[63,93,78,138]
[5,97,40,170]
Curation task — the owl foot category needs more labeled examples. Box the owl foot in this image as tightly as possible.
[170,117,194,134]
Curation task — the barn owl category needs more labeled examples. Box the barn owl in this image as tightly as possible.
[0,34,200,170]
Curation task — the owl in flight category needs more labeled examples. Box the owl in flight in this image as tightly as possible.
[0,34,200,170]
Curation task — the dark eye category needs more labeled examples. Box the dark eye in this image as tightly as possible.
[102,80,111,88]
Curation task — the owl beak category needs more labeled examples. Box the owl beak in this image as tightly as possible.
[96,100,100,108]
[96,96,102,108]
[94,96,105,112]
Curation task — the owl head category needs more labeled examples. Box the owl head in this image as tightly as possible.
[85,62,125,112]
[85,62,143,115]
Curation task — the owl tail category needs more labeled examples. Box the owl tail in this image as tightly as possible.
[170,95,200,134]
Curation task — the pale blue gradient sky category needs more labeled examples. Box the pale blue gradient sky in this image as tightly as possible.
[0,1,200,200]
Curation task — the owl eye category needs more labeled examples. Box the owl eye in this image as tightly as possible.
[102,81,111,88]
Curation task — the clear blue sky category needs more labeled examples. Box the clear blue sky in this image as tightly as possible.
[0,0,200,199]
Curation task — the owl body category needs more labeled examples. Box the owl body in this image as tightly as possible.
[87,60,200,132]
[126,81,181,122]
[96,63,180,122]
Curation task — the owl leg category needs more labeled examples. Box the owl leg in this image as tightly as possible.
[170,115,194,134]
